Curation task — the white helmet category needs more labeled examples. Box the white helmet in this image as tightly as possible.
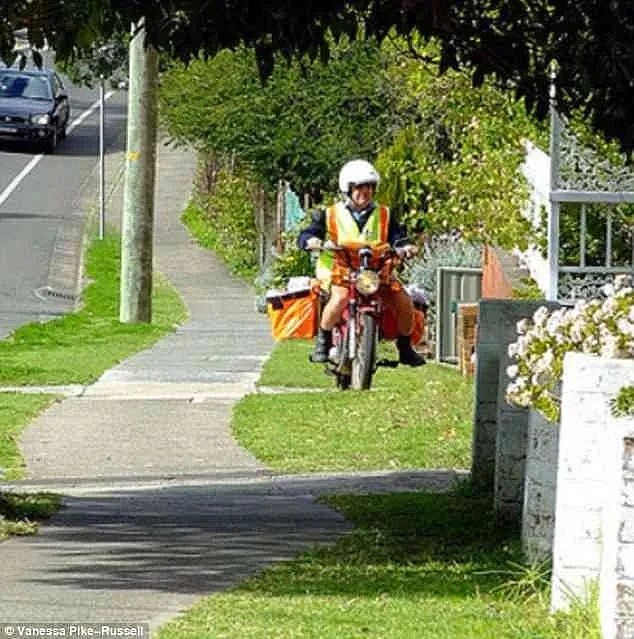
[338,159,380,195]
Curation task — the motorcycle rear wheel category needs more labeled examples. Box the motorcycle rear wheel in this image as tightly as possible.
[351,314,377,390]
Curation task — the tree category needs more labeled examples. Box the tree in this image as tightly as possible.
[3,1,634,154]
[159,38,400,194]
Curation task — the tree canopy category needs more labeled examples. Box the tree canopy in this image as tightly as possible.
[3,1,634,153]
[159,39,401,193]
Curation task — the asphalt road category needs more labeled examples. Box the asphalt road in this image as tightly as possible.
[0,71,127,339]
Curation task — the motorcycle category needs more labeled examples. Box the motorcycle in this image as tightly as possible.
[318,240,419,391]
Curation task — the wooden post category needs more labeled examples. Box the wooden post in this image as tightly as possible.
[276,180,284,253]
[120,19,159,323]
[258,185,266,268]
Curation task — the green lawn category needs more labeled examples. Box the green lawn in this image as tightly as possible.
[199,339,599,638]
[158,489,599,639]
[234,340,474,472]
[0,491,62,540]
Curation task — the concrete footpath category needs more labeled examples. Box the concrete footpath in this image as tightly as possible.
[0,143,465,633]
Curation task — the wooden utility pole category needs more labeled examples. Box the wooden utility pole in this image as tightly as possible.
[120,19,159,323]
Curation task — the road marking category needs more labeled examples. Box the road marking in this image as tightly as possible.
[0,90,115,208]
[67,90,114,135]
[0,154,40,207]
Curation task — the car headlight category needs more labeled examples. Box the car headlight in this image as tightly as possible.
[356,270,380,295]
[30,113,51,125]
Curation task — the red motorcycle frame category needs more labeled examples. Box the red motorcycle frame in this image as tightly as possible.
[323,241,409,390]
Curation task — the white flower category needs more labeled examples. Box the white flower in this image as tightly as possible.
[618,318,634,337]
[537,349,554,370]
[507,286,633,422]
[615,274,633,291]
[516,318,530,335]
[582,335,600,354]
[602,296,619,314]
[532,306,549,327]
[600,332,621,358]
[546,309,566,334]
[602,282,616,297]
[516,335,531,357]
[570,317,585,343]
[506,286,634,419]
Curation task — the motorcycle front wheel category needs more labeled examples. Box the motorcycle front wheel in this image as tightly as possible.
[332,327,351,390]
[351,314,377,390]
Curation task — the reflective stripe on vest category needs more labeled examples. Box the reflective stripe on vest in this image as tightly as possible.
[316,202,390,285]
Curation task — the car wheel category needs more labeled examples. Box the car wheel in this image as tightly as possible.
[59,120,67,140]
[43,126,57,154]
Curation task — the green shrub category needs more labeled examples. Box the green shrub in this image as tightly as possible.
[513,276,544,300]
[268,221,314,289]
[184,168,258,280]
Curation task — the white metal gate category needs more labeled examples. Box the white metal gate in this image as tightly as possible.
[546,73,634,301]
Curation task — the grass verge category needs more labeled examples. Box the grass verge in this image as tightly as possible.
[233,340,474,472]
[182,201,258,281]
[0,491,62,541]
[0,233,188,386]
[0,393,60,480]
[158,487,600,639]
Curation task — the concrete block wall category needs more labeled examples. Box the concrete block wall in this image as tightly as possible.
[495,359,530,525]
[552,353,634,618]
[522,409,560,563]
[472,300,560,524]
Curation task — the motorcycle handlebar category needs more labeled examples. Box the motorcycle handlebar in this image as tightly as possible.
[315,241,411,260]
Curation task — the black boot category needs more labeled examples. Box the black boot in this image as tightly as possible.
[310,328,332,363]
[396,335,426,367]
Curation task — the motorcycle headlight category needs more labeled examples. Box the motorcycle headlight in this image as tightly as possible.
[356,270,380,295]
[30,113,51,125]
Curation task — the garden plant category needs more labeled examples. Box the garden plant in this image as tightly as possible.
[506,274,634,421]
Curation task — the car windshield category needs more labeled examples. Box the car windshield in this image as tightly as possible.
[0,73,52,100]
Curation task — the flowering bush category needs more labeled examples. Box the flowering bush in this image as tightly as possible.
[506,274,634,422]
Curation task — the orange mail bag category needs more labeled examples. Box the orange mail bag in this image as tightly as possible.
[267,288,318,341]
[380,307,426,345]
